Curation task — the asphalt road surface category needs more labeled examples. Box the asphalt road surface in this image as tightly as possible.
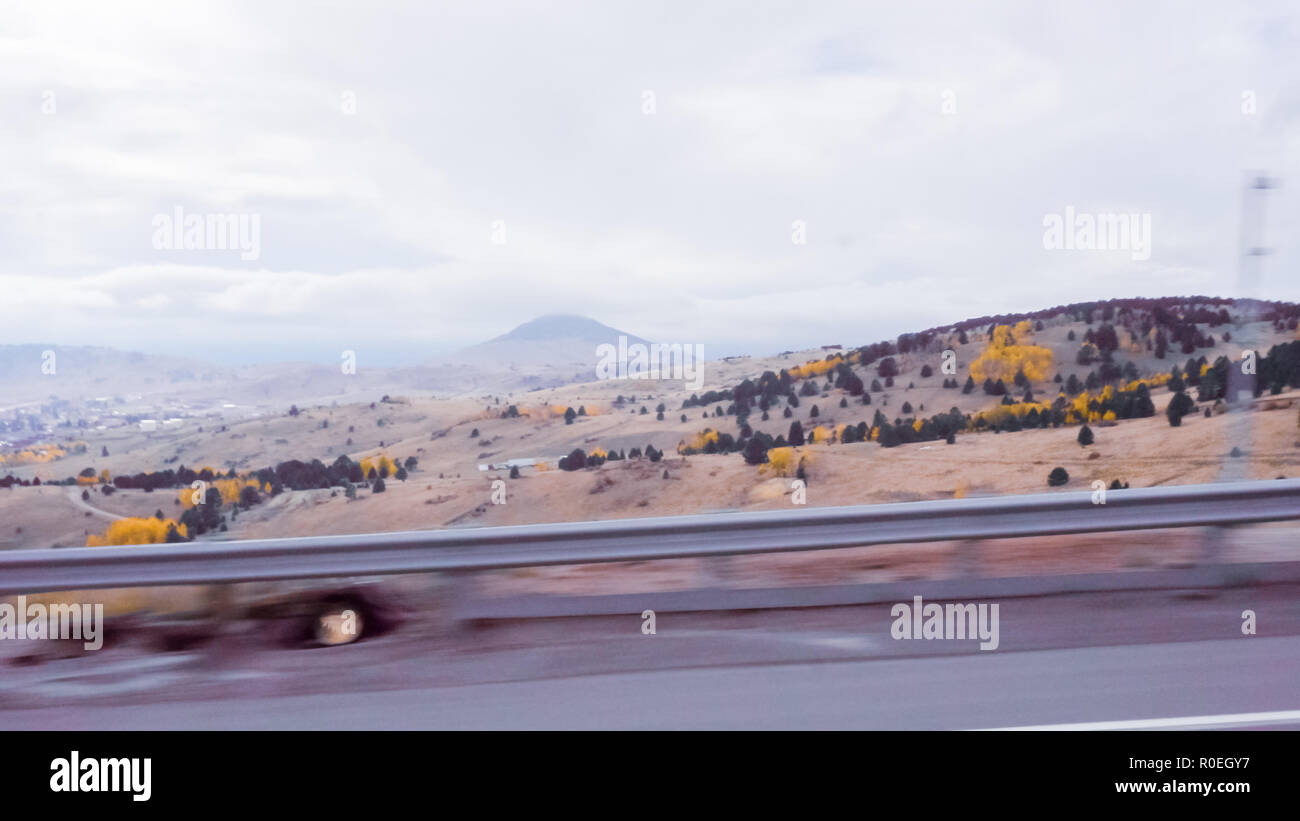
[4,636,1297,730]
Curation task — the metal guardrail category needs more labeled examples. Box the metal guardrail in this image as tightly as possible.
[1,479,1298,595]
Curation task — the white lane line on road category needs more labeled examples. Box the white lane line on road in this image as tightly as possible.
[976,709,1300,731]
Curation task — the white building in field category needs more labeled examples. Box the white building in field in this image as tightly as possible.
[478,457,542,472]
[138,419,158,432]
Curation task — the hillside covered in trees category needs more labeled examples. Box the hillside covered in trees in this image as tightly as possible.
[666,296,1300,464]
[4,296,1299,549]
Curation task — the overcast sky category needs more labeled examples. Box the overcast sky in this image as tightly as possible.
[2,0,1297,365]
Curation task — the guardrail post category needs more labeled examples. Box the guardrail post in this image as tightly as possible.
[1199,525,1235,586]
[700,555,734,587]
[205,581,239,622]
[1202,525,1228,563]
[442,569,483,632]
[954,539,981,577]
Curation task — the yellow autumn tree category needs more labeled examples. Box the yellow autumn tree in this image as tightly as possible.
[788,356,842,382]
[178,476,260,508]
[969,322,1053,383]
[762,447,814,478]
[678,429,720,454]
[969,399,1054,429]
[0,444,69,465]
[87,517,187,547]
[1124,373,1170,392]
[762,447,796,476]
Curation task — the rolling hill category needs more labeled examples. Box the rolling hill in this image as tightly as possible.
[3,296,1299,550]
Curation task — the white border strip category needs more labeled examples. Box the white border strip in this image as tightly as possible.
[977,709,1300,731]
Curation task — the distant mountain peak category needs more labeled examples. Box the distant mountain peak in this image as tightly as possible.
[429,315,653,379]
[489,315,649,345]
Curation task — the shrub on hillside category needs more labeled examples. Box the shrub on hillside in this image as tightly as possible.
[788,421,805,447]
[742,437,768,466]
[1166,391,1195,426]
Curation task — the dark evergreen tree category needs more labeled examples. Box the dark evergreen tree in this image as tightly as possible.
[788,420,805,447]
[1168,367,1185,392]
[1197,369,1221,402]
[1166,391,1194,426]
[878,424,901,448]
